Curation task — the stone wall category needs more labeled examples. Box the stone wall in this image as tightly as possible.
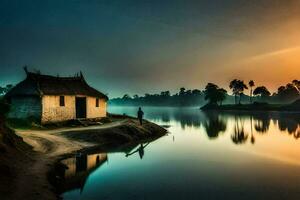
[8,96,42,120]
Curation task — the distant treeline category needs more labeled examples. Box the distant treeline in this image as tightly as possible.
[109,80,300,106]
[1,79,299,107]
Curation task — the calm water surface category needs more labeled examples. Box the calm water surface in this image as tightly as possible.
[62,106,300,200]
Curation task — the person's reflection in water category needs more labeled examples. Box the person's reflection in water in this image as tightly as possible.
[126,142,150,159]
[138,144,144,159]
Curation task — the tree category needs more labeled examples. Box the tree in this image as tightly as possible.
[179,87,186,96]
[122,94,131,99]
[253,86,271,99]
[192,89,201,96]
[229,79,248,104]
[292,80,300,91]
[204,83,227,105]
[160,91,170,97]
[276,83,299,102]
[277,86,285,94]
[249,80,255,103]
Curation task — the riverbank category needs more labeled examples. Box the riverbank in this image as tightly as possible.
[0,116,167,200]
[200,100,300,112]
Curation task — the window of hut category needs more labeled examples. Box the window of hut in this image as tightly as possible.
[96,98,99,107]
[59,96,65,107]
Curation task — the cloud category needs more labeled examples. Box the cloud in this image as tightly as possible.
[250,46,300,61]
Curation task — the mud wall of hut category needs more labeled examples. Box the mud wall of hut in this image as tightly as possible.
[41,95,106,124]
[42,95,76,124]
[8,96,42,120]
[86,97,106,119]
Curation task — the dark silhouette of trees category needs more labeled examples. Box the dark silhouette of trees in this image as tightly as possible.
[204,83,227,105]
[229,79,248,104]
[292,80,300,91]
[122,94,131,99]
[276,83,299,103]
[160,91,170,97]
[179,87,186,96]
[110,79,300,106]
[110,87,205,106]
[249,80,255,103]
[253,86,271,100]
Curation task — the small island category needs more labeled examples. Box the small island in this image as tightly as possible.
[200,79,300,112]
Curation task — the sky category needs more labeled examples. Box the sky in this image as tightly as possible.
[1,0,300,98]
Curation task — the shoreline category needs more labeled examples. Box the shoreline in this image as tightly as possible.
[200,101,300,112]
[1,117,167,200]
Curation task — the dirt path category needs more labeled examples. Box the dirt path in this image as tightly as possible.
[15,120,125,157]
[10,121,125,200]
[8,119,166,200]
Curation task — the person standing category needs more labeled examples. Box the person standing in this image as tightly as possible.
[137,107,144,125]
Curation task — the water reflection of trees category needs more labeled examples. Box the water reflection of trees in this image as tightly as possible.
[203,112,226,139]
[144,108,300,142]
[231,116,248,144]
[273,114,300,139]
[144,108,203,129]
[227,112,300,144]
[254,115,270,133]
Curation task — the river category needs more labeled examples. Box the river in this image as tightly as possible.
[61,106,300,200]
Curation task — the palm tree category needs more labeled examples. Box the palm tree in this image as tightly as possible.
[249,80,255,103]
[229,79,248,104]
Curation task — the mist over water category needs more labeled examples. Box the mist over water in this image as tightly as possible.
[61,106,300,200]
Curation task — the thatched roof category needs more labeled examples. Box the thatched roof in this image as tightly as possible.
[6,71,108,100]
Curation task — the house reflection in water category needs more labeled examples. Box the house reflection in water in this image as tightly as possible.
[58,153,108,193]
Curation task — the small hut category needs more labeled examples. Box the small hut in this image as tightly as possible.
[5,68,108,124]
